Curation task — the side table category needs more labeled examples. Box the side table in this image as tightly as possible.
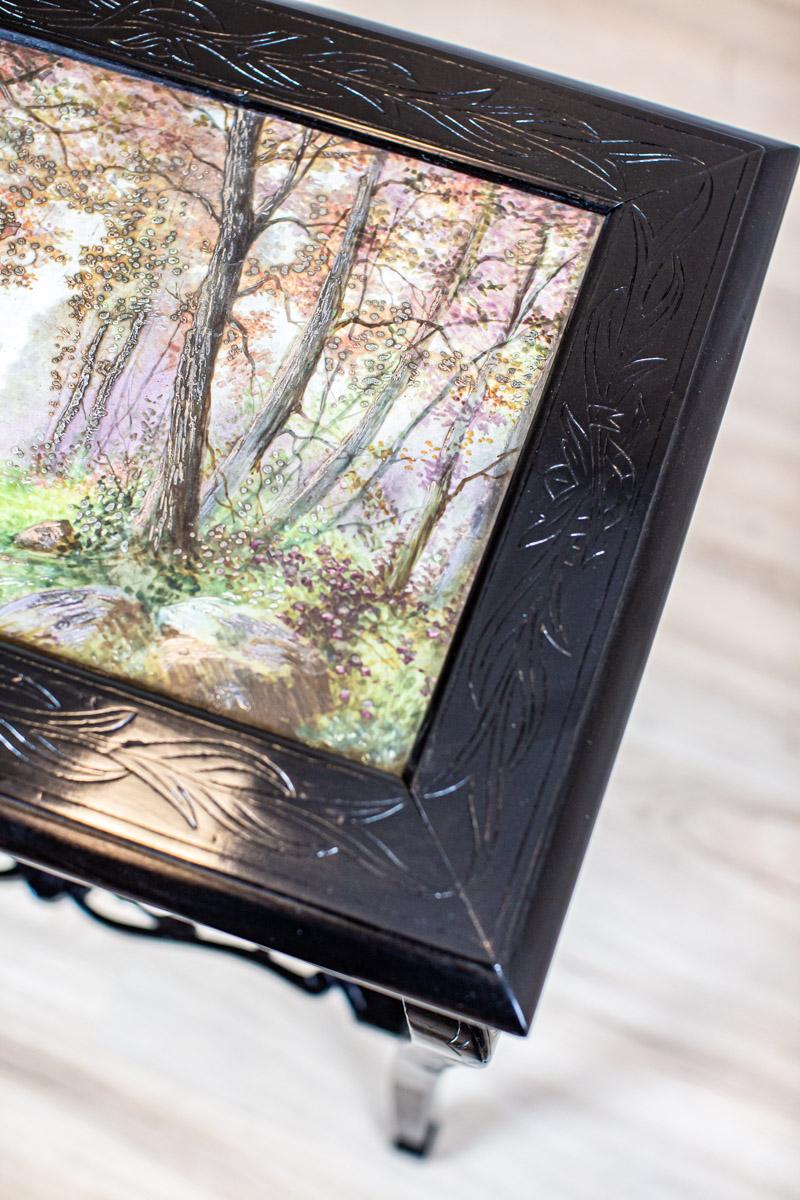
[0,0,794,1156]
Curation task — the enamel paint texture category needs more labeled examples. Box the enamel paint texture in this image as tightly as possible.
[0,40,600,772]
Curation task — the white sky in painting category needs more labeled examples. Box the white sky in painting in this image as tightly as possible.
[0,209,104,458]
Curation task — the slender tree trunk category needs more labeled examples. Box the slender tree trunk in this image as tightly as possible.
[50,320,109,449]
[82,304,149,448]
[385,364,494,592]
[198,149,385,525]
[388,233,577,592]
[387,456,457,592]
[330,231,550,530]
[135,108,264,555]
[263,188,495,538]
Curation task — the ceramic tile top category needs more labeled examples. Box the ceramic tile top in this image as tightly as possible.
[0,38,600,771]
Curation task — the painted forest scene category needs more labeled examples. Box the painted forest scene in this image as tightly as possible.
[0,41,600,773]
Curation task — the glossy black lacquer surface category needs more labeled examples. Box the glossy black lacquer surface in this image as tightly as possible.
[0,0,795,1032]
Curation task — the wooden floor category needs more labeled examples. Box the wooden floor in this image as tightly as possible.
[1,2,797,1196]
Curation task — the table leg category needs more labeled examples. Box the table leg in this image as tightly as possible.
[392,1001,498,1156]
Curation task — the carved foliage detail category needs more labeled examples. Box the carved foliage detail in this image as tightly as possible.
[416,172,718,885]
[0,664,414,879]
[0,0,706,196]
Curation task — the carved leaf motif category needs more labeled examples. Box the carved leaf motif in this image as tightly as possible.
[0,0,704,195]
[420,174,715,874]
[0,663,410,877]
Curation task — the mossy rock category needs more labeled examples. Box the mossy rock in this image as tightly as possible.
[150,597,333,735]
[0,585,153,659]
[13,519,76,554]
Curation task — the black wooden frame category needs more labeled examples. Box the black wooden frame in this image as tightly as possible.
[0,0,794,1034]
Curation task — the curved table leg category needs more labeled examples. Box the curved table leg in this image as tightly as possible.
[393,1001,498,1156]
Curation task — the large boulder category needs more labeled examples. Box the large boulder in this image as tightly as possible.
[0,585,152,656]
[152,597,332,735]
[13,519,76,553]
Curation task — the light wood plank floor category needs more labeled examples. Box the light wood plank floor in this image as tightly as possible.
[1,2,797,1196]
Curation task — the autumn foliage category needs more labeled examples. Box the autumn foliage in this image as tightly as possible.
[0,40,600,771]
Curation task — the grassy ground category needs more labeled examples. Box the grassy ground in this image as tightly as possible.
[0,463,447,771]
[0,464,92,600]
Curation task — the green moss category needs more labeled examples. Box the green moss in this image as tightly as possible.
[295,601,445,773]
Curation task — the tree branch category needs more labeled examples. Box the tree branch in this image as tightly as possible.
[447,446,519,503]
[229,314,257,390]
[251,128,313,239]
[98,161,221,223]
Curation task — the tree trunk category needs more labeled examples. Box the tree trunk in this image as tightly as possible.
[388,230,577,593]
[386,456,456,592]
[331,227,555,531]
[135,108,264,555]
[83,304,149,449]
[50,320,109,449]
[386,352,494,592]
[263,188,495,538]
[198,149,385,525]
